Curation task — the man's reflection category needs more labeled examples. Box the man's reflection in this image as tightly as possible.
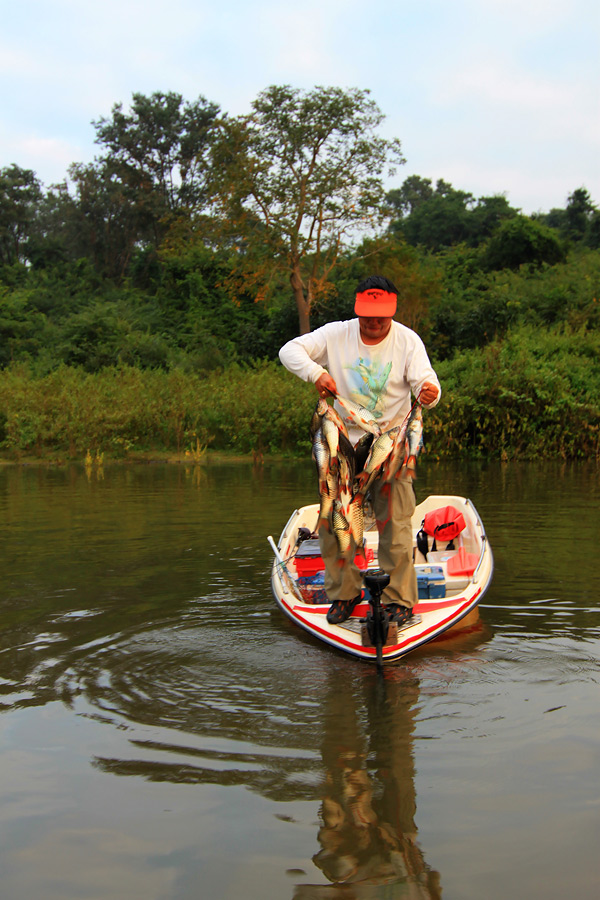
[295,668,441,899]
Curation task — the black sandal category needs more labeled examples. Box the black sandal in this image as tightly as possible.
[326,593,363,624]
[385,603,414,626]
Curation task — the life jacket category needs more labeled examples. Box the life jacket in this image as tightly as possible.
[417,505,466,557]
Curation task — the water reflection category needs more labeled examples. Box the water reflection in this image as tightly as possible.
[0,461,599,900]
[296,669,441,899]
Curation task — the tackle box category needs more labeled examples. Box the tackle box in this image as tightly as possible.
[416,565,446,599]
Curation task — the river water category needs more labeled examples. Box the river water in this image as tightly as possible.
[0,459,598,900]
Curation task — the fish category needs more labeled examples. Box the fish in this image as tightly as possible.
[337,451,355,519]
[332,500,353,559]
[321,414,340,470]
[324,403,350,441]
[335,395,382,437]
[345,492,365,560]
[311,398,359,527]
[353,427,399,499]
[318,466,339,525]
[311,426,331,496]
[399,405,424,480]
[382,417,410,483]
[310,398,329,440]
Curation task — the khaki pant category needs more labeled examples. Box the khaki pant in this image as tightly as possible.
[318,477,417,608]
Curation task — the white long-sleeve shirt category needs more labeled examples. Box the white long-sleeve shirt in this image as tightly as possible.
[279,319,441,444]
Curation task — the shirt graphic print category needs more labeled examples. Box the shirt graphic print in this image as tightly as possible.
[345,354,392,419]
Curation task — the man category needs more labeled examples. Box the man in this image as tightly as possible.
[279,275,441,625]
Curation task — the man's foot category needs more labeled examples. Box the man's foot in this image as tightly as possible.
[326,593,363,624]
[385,603,414,626]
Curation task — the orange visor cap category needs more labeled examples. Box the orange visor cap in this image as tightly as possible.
[354,289,397,317]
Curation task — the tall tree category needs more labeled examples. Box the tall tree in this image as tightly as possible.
[386,175,434,217]
[209,85,404,334]
[0,165,42,266]
[93,91,220,247]
[564,187,596,241]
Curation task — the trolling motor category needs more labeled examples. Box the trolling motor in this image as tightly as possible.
[363,569,390,670]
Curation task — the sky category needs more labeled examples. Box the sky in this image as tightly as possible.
[1,0,599,215]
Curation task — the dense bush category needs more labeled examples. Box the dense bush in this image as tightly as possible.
[428,325,600,459]
[0,361,315,458]
[0,330,597,461]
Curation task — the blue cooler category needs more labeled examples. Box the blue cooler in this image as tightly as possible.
[417,565,446,599]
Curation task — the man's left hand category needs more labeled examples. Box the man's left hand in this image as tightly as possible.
[418,382,439,406]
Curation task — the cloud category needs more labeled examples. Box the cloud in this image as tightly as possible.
[0,128,84,186]
[1,0,598,211]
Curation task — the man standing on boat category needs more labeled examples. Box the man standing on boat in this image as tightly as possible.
[279,275,441,626]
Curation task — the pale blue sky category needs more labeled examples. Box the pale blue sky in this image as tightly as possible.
[1,0,598,214]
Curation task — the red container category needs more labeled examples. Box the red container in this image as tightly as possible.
[295,548,373,577]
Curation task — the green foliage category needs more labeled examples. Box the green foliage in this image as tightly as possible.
[388,176,518,251]
[426,243,599,359]
[536,187,599,247]
[0,361,315,458]
[427,325,600,460]
[0,165,42,266]
[94,91,220,213]
[481,215,566,270]
[0,87,599,465]
[209,84,405,333]
[0,334,598,462]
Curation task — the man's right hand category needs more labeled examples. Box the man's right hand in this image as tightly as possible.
[315,373,338,398]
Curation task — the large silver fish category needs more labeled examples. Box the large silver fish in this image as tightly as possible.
[400,405,423,480]
[311,426,330,496]
[345,492,365,558]
[382,417,410,483]
[353,426,399,498]
[321,414,340,470]
[324,403,349,441]
[332,500,352,558]
[335,395,382,437]
[318,465,338,525]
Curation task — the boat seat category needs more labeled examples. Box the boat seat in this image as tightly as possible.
[447,546,479,577]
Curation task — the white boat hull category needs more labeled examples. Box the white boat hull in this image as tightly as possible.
[269,494,493,663]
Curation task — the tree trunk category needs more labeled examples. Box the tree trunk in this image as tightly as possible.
[290,263,311,334]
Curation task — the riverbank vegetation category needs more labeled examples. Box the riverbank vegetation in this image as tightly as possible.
[1,87,599,461]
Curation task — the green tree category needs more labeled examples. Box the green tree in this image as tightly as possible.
[388,176,517,250]
[93,91,220,246]
[482,215,565,270]
[209,85,405,334]
[386,175,434,217]
[0,165,42,267]
[564,187,596,242]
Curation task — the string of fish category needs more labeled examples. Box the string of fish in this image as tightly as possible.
[310,395,424,561]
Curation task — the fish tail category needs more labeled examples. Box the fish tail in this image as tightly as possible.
[405,455,417,479]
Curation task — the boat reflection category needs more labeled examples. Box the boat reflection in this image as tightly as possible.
[294,663,442,900]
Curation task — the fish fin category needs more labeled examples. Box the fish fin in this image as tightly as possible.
[403,455,417,479]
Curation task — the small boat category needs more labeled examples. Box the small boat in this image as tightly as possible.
[268,494,493,664]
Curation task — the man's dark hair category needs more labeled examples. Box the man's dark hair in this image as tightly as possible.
[355,274,398,295]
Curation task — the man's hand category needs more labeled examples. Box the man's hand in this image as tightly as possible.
[418,381,439,406]
[315,373,338,398]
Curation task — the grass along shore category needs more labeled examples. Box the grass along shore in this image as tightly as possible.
[1,326,598,463]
